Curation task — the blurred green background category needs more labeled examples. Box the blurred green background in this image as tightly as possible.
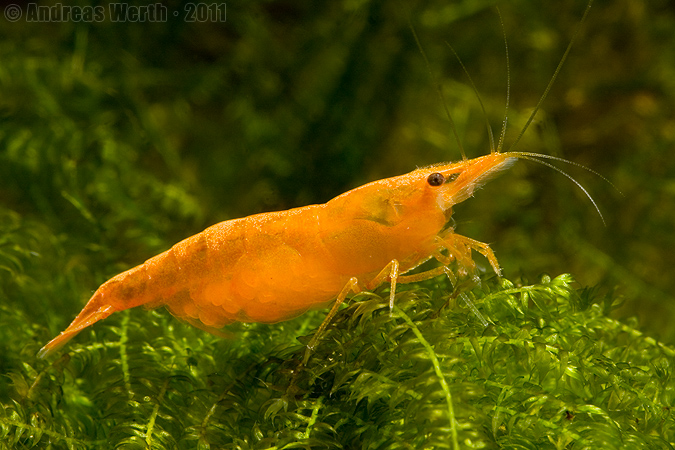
[0,0,673,358]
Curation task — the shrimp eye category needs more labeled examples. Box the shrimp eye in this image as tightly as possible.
[427,173,445,186]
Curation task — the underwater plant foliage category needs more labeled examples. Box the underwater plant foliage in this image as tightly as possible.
[5,273,675,449]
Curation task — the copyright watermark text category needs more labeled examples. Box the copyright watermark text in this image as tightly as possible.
[3,3,226,23]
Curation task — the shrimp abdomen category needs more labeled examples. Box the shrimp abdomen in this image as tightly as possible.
[37,219,244,358]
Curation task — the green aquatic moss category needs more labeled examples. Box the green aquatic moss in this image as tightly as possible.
[3,274,675,449]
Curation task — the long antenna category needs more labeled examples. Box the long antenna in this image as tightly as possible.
[495,6,510,153]
[409,23,467,160]
[507,0,594,151]
[506,152,606,225]
[442,6,510,155]
[513,152,621,194]
[443,41,496,154]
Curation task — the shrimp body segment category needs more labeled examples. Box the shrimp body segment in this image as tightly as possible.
[39,153,515,358]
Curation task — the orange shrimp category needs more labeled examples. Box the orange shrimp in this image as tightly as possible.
[39,2,599,360]
[39,153,516,358]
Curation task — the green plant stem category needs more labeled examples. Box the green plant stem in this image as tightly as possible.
[393,304,460,450]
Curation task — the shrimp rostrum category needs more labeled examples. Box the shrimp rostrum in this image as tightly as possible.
[39,152,519,358]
